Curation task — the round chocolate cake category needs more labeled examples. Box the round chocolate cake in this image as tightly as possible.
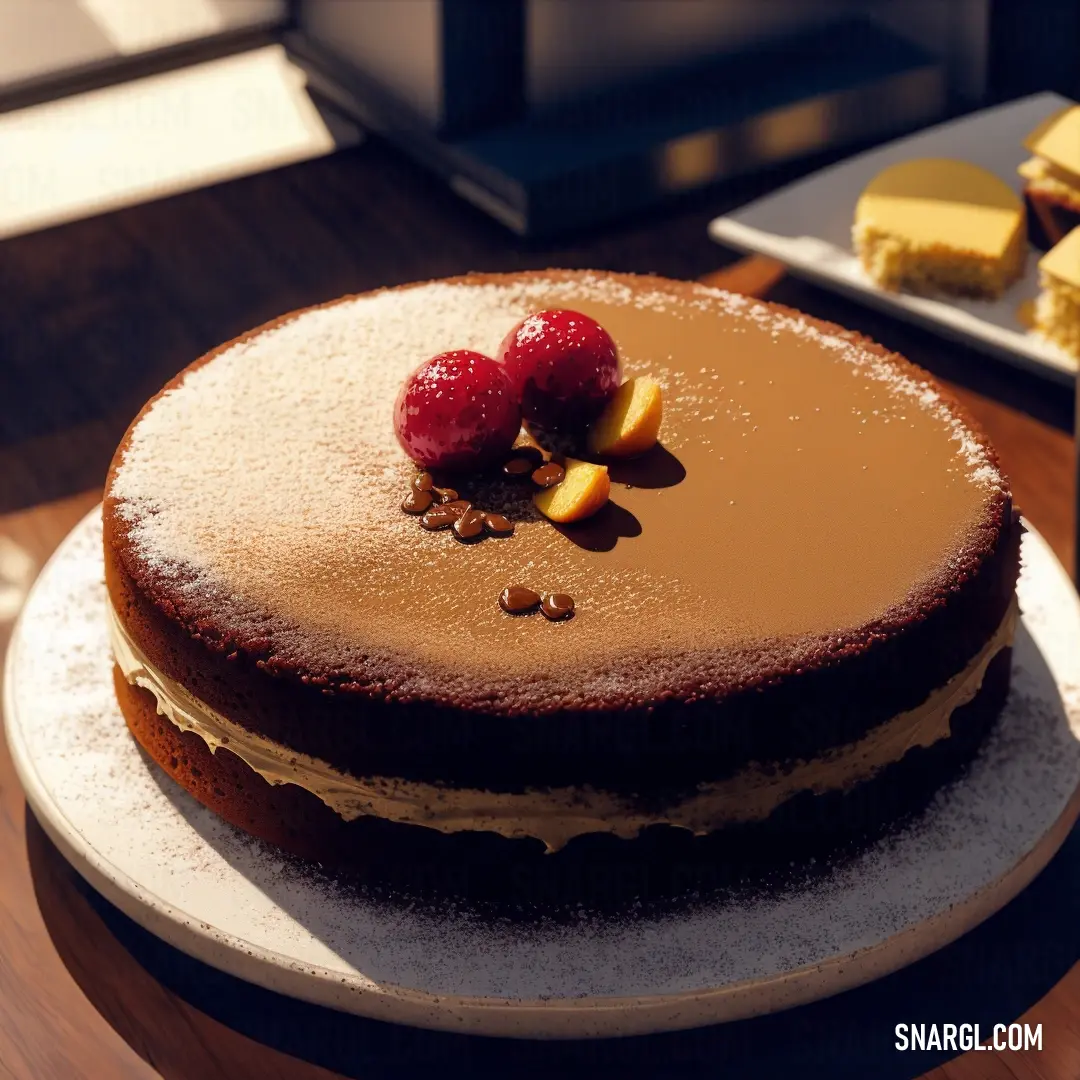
[104,271,1019,908]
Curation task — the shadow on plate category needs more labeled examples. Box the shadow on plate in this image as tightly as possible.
[25,806,1080,1080]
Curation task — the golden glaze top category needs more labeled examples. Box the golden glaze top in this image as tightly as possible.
[106,272,1006,710]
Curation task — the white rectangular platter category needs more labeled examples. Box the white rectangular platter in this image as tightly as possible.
[708,93,1076,386]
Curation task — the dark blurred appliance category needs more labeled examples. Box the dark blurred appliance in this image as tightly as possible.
[286,0,996,236]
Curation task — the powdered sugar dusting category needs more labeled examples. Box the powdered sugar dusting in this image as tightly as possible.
[6,512,1077,1035]
[112,276,1003,574]
[691,284,1004,487]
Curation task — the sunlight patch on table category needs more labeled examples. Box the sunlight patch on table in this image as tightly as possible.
[76,0,225,53]
[0,44,341,241]
[0,537,35,624]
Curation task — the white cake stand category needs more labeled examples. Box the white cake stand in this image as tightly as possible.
[5,508,1080,1040]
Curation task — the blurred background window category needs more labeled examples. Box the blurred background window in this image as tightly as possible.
[0,0,1077,238]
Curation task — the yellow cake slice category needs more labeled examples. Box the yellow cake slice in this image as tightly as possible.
[1021,105,1080,189]
[1019,104,1080,248]
[1034,226,1080,360]
[853,158,1027,299]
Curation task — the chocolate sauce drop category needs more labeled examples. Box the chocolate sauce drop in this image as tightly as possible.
[401,489,434,514]
[499,586,541,614]
[484,513,515,537]
[540,593,575,620]
[453,507,486,542]
[532,463,565,488]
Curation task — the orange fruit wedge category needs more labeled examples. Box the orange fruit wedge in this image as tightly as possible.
[533,458,610,523]
[586,377,662,458]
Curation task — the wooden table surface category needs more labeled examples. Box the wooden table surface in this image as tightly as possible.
[0,133,1077,1080]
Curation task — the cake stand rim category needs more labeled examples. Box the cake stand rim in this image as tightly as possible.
[4,505,1079,1040]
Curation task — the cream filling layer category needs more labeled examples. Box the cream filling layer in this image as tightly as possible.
[109,599,1017,852]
